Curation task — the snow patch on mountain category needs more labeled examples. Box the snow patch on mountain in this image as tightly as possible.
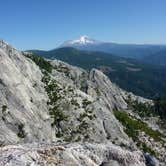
[60,35,101,47]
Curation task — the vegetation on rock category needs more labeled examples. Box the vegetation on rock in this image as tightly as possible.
[42,71,68,137]
[113,108,165,160]
[126,95,166,126]
[17,123,26,138]
[2,105,7,114]
[25,53,53,73]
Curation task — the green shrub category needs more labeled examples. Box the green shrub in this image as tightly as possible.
[49,106,68,127]
[126,97,155,117]
[75,135,81,142]
[113,109,165,142]
[26,53,53,73]
[113,109,166,158]
[2,105,7,113]
[56,65,70,77]
[71,98,80,107]
[141,142,156,156]
[82,99,92,108]
[77,120,89,134]
[17,123,26,138]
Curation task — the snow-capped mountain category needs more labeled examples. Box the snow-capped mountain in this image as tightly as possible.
[59,36,166,60]
[60,35,101,47]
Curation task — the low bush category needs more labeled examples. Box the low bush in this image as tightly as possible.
[25,53,53,73]
[17,123,26,138]
[113,109,165,143]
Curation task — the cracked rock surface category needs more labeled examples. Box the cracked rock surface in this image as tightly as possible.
[0,40,165,165]
[0,143,146,166]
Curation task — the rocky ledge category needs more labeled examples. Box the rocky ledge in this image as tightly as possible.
[0,142,147,166]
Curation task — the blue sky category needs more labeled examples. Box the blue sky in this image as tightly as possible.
[0,0,166,50]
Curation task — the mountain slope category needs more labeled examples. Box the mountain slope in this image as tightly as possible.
[31,47,166,98]
[1,40,166,165]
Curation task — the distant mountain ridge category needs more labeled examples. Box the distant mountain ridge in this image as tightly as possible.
[143,49,166,66]
[30,47,166,98]
[58,35,166,60]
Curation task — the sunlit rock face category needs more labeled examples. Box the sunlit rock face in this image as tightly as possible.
[0,40,56,144]
[0,40,164,165]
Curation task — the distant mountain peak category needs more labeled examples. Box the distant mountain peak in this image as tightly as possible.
[60,35,100,47]
[77,35,94,44]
